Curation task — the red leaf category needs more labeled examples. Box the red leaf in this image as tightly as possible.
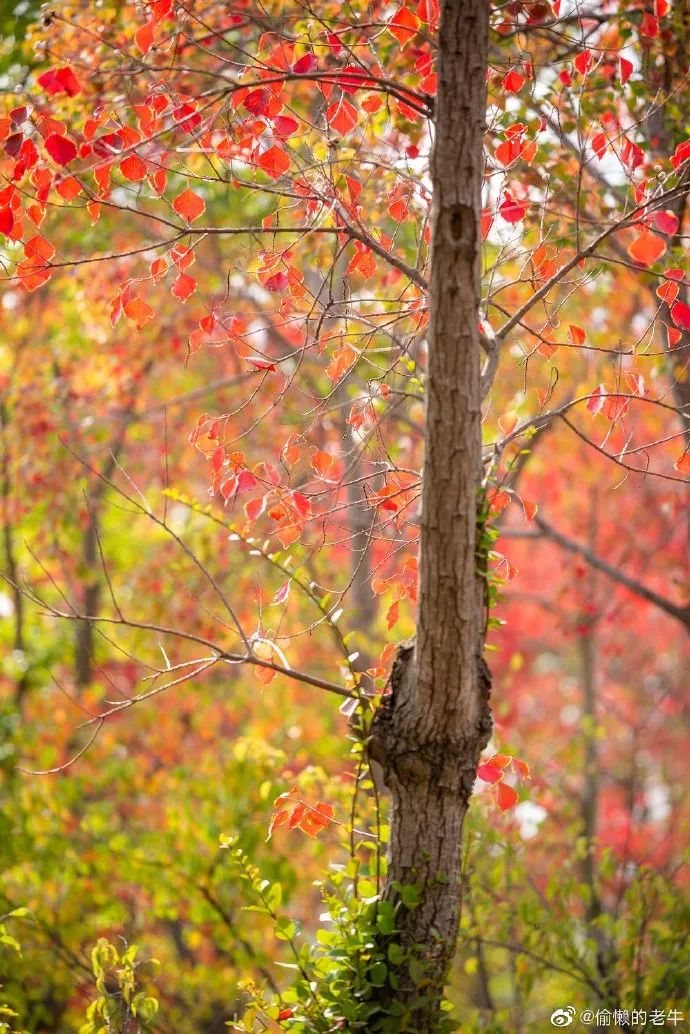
[55,176,82,201]
[327,98,358,137]
[587,384,607,415]
[151,0,173,20]
[257,145,290,179]
[335,65,372,94]
[262,270,288,292]
[621,138,644,170]
[237,469,257,492]
[502,69,525,93]
[670,301,690,331]
[652,210,679,236]
[499,192,528,224]
[574,50,592,75]
[591,132,607,160]
[38,67,82,96]
[248,357,276,371]
[245,496,264,520]
[674,452,690,475]
[668,325,682,348]
[387,7,420,47]
[627,231,666,266]
[521,498,538,521]
[619,56,633,84]
[416,0,439,24]
[37,70,61,95]
[672,140,690,170]
[640,12,658,37]
[292,53,317,74]
[273,115,299,139]
[477,763,503,785]
[243,88,270,115]
[44,133,77,165]
[496,782,519,812]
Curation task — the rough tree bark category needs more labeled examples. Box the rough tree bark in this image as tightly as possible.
[370,1,492,1029]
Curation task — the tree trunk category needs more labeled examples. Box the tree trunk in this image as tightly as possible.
[75,516,101,689]
[370,1,492,1029]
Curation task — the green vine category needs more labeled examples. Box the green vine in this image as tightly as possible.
[220,837,453,1032]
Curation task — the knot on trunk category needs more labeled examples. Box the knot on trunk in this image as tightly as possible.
[444,203,476,261]
[368,647,493,799]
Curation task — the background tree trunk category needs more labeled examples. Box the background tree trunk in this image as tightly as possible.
[370,1,492,1028]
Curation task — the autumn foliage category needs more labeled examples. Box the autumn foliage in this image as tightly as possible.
[0,0,688,1031]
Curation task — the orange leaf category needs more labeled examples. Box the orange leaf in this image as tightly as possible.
[300,801,334,837]
[496,782,519,812]
[498,411,518,435]
[150,257,167,281]
[135,20,155,54]
[513,758,531,780]
[171,272,196,301]
[24,235,55,262]
[386,600,400,630]
[120,154,147,181]
[123,296,154,330]
[486,753,511,769]
[257,144,290,180]
[487,488,510,515]
[55,176,82,201]
[173,187,205,222]
[627,231,666,267]
[656,280,679,304]
[16,259,51,292]
[268,788,334,840]
[311,449,333,476]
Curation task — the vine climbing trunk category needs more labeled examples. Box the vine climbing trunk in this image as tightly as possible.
[370,1,492,1030]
